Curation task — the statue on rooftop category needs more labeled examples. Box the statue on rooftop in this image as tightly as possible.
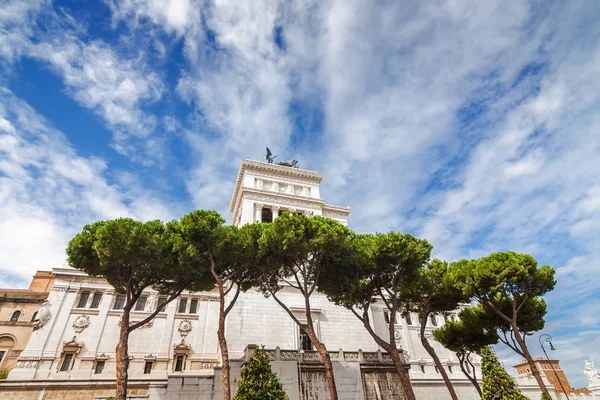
[265,147,277,163]
[277,159,298,168]
[265,147,298,168]
[585,360,600,385]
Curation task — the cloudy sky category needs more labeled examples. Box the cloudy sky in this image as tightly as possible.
[1,0,599,387]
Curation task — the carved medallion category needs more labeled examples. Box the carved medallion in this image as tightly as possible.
[178,320,193,338]
[73,315,90,333]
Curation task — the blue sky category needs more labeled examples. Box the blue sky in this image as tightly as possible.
[1,0,599,388]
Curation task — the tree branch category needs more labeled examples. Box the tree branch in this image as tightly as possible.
[224,284,241,317]
[128,287,186,332]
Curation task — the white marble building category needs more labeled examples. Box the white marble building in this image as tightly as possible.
[5,160,483,400]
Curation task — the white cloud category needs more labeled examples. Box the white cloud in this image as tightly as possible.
[0,88,178,287]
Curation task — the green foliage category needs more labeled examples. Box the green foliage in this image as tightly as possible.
[234,347,288,400]
[0,368,8,379]
[257,213,353,295]
[400,258,466,318]
[323,232,433,313]
[451,251,556,307]
[480,347,530,400]
[433,306,499,354]
[66,218,214,301]
[540,393,552,400]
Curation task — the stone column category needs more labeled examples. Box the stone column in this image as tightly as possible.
[272,205,280,220]
[254,203,263,223]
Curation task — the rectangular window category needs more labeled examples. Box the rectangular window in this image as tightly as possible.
[175,355,184,372]
[94,360,105,374]
[60,353,74,372]
[383,311,390,324]
[135,296,147,311]
[448,365,452,373]
[113,294,125,310]
[435,366,439,374]
[430,315,438,327]
[157,296,168,312]
[299,325,314,351]
[90,293,102,309]
[405,314,412,325]
[144,361,153,374]
[77,292,90,308]
[0,351,5,363]
[420,365,425,373]
[189,299,198,314]
[178,298,187,314]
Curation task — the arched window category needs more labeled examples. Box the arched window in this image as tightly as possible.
[31,311,38,322]
[10,311,21,322]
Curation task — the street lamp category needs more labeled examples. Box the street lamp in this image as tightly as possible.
[539,334,569,400]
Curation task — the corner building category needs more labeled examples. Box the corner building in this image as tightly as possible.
[3,160,481,400]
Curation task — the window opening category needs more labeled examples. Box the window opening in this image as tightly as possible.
[420,365,425,373]
[157,297,168,312]
[299,325,313,351]
[175,355,184,372]
[405,314,412,325]
[430,315,438,326]
[178,298,187,313]
[189,299,198,314]
[90,293,102,309]
[60,353,74,372]
[94,360,105,374]
[31,311,38,322]
[10,311,21,322]
[144,361,153,374]
[135,296,147,311]
[262,207,273,223]
[113,294,125,310]
[383,311,390,324]
[77,292,90,308]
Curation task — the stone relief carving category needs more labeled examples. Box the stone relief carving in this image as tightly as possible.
[585,360,600,384]
[33,300,52,331]
[256,179,263,189]
[302,187,310,197]
[145,296,156,312]
[72,315,91,333]
[244,168,319,185]
[117,319,153,329]
[271,182,279,192]
[243,193,321,212]
[178,320,193,338]
[394,328,402,341]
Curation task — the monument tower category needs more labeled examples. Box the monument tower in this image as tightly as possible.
[229,159,351,227]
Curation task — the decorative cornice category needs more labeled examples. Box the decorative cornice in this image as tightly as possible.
[230,159,323,212]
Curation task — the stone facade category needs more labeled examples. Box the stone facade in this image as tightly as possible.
[0,271,54,374]
[2,160,483,399]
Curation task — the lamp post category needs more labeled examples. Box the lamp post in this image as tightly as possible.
[539,334,570,400]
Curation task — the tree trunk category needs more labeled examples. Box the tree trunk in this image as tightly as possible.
[458,353,482,396]
[389,347,417,400]
[512,321,550,396]
[218,306,231,400]
[116,308,131,400]
[420,314,458,400]
[307,328,338,400]
[211,258,231,400]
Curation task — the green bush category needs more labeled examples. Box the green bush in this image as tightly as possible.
[0,368,9,379]
[481,347,530,400]
[234,347,288,400]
